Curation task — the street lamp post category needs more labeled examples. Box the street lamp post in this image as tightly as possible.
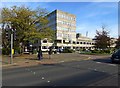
[5,24,14,64]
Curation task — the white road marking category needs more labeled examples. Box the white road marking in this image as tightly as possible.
[88,67,107,73]
[96,62,116,66]
[33,72,36,75]
[107,64,116,66]
[96,62,101,64]
[94,69,97,71]
[47,81,50,83]
[60,61,64,62]
[42,77,44,80]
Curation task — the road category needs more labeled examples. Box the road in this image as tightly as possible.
[2,57,119,87]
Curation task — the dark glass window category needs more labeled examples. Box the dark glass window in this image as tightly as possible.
[43,40,47,43]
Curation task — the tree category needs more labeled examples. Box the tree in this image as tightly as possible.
[94,25,111,50]
[115,36,120,49]
[1,6,54,54]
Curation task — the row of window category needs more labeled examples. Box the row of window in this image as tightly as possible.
[57,20,76,27]
[57,14,76,21]
[74,41,95,45]
[57,33,76,39]
[47,21,76,28]
[57,27,76,32]
[62,41,95,45]
[42,46,94,49]
[42,39,94,45]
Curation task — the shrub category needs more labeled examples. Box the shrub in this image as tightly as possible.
[2,47,10,55]
[14,47,21,54]
[62,48,75,53]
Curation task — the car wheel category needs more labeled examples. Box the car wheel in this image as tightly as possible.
[111,59,114,63]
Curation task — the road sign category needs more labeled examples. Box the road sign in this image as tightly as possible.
[12,49,14,55]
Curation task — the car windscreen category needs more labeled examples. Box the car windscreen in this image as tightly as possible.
[115,49,120,55]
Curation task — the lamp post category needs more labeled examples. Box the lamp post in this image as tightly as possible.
[5,24,14,64]
[10,33,13,64]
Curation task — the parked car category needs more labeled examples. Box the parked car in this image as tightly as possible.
[111,49,120,63]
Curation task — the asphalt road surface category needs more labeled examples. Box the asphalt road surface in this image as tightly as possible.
[2,57,119,87]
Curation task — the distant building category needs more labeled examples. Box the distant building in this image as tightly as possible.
[76,33,95,50]
[110,38,117,48]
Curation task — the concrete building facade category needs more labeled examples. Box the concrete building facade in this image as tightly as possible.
[41,10,95,51]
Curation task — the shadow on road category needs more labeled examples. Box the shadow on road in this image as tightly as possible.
[93,58,111,63]
[25,58,38,60]
[93,58,119,64]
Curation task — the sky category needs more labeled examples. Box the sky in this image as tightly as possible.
[1,2,118,38]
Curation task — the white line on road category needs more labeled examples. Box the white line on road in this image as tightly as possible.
[107,64,116,66]
[96,62,101,64]
[42,77,44,80]
[96,62,117,66]
[33,72,36,75]
[47,80,50,83]
[88,67,106,73]
[59,61,64,62]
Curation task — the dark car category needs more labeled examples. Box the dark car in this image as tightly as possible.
[111,49,120,63]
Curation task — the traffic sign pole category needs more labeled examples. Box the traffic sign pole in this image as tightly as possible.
[10,33,13,64]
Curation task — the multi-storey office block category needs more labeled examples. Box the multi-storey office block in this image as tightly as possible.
[46,10,76,49]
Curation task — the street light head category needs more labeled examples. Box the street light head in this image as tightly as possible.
[5,24,12,30]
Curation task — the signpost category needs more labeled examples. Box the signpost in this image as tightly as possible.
[10,32,13,64]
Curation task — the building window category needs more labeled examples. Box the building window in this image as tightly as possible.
[42,46,47,49]
[43,40,47,43]
[73,41,76,44]
[73,47,75,49]
[57,33,62,37]
[69,41,71,43]
[63,40,65,43]
[56,40,62,43]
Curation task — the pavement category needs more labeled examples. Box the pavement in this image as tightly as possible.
[1,53,111,69]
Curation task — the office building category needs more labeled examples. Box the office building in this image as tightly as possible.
[41,10,95,51]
